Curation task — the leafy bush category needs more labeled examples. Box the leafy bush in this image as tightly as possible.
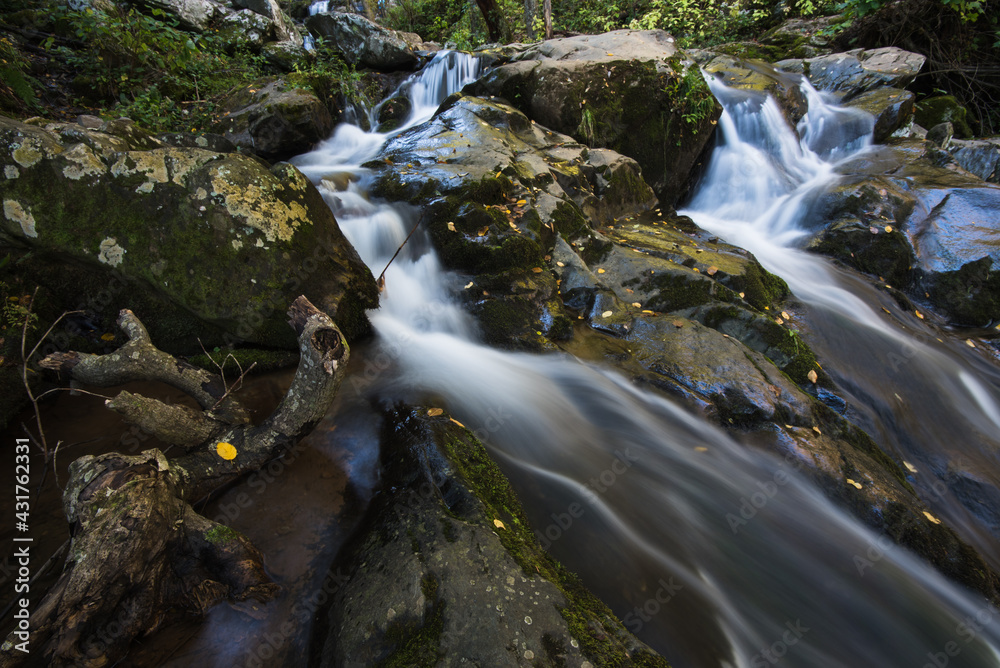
[0,35,39,114]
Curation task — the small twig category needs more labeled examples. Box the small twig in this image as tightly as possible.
[34,387,112,402]
[211,360,256,411]
[377,219,422,288]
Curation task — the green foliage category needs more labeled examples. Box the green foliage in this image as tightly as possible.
[0,35,40,114]
[44,5,269,132]
[287,37,370,109]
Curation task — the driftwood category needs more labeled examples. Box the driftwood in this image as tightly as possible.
[1,296,348,667]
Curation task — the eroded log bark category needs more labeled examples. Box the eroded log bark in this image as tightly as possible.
[1,297,348,667]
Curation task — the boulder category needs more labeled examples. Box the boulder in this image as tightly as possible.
[316,406,670,667]
[914,95,974,139]
[804,142,1000,326]
[133,0,230,31]
[467,30,721,207]
[948,137,1000,183]
[233,0,298,42]
[304,12,419,70]
[261,39,314,72]
[776,47,925,100]
[213,78,333,161]
[844,87,915,143]
[759,15,840,59]
[217,9,276,51]
[0,114,377,351]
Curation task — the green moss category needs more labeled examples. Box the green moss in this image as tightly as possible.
[378,590,446,668]
[475,297,538,347]
[813,226,915,290]
[926,257,1000,327]
[187,347,299,374]
[204,524,243,544]
[727,263,789,311]
[914,95,974,139]
[646,273,720,312]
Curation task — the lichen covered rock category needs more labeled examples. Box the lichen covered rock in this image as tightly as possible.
[304,11,418,71]
[0,114,377,351]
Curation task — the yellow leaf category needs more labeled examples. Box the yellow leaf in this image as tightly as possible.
[597,268,606,274]
[781,311,790,320]
[532,267,543,273]
[739,292,745,299]
[923,511,941,524]
[812,426,822,434]
[427,408,444,417]
[516,199,527,206]
[807,369,818,383]
[706,266,718,276]
[478,227,489,236]
[966,339,976,348]
[885,225,893,233]
[450,418,465,428]
[632,302,641,308]
[556,261,565,267]
[447,221,456,232]
[904,461,918,473]
[775,317,784,325]
[915,310,924,319]
[672,320,684,328]
[642,310,654,315]
[216,442,238,460]
[493,519,506,529]
[694,446,708,452]
[100,333,115,341]
[882,307,891,314]
[601,310,613,318]
[846,478,863,489]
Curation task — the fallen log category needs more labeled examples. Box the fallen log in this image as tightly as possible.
[1,296,348,667]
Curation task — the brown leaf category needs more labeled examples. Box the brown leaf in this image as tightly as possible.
[427,408,444,417]
[706,266,718,276]
[807,369,818,384]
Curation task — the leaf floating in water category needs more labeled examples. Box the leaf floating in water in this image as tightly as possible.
[707,266,718,276]
[846,478,863,489]
[450,418,465,428]
[807,369,818,384]
[464,282,474,289]
[493,519,506,529]
[882,307,891,315]
[694,446,708,452]
[781,311,790,320]
[904,461,918,473]
[966,339,976,348]
[601,310,613,318]
[216,442,238,461]
[427,408,444,417]
[915,310,924,320]
[923,511,941,524]
[447,221,456,232]
[632,302,641,308]
[672,320,684,328]
[775,317,784,325]
[100,333,115,341]
[532,267,543,273]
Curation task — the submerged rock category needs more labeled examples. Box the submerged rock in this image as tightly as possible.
[315,406,670,667]
[703,55,809,122]
[0,114,377,351]
[213,78,333,161]
[468,30,720,207]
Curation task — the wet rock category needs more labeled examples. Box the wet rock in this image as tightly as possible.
[315,406,670,667]
[305,11,418,70]
[134,0,230,31]
[777,47,925,101]
[468,30,720,206]
[948,137,1000,183]
[261,40,314,72]
[844,87,915,143]
[703,55,809,122]
[0,113,377,351]
[915,95,973,139]
[926,121,954,149]
[156,131,238,153]
[212,78,333,161]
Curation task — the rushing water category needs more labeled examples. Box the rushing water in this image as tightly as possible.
[292,54,1000,666]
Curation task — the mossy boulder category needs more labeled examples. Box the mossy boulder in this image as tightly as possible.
[759,15,840,59]
[0,114,377,352]
[133,0,231,32]
[845,87,915,143]
[261,40,314,72]
[468,30,721,207]
[216,9,276,53]
[212,78,333,161]
[315,405,671,667]
[914,95,974,139]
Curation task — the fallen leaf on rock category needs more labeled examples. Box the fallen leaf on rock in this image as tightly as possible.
[632,302,641,308]
[597,268,606,274]
[494,519,506,529]
[904,461,918,473]
[427,408,444,417]
[602,310,613,318]
[532,267,543,273]
[923,511,941,524]
[216,442,238,460]
[846,478,863,489]
[477,227,489,236]
[447,222,456,232]
[966,339,976,348]
[915,311,924,319]
[781,311,790,320]
[707,266,718,276]
[812,426,822,434]
[556,261,565,267]
[672,320,684,328]
[464,282,474,289]
[450,418,465,428]
[807,369,818,383]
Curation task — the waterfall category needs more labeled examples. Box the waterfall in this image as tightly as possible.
[293,55,1000,667]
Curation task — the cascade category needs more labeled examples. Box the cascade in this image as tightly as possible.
[291,55,1000,667]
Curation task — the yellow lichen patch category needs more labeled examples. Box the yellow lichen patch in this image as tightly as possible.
[164,148,217,185]
[61,143,107,180]
[12,141,45,168]
[209,164,311,242]
[111,151,169,183]
[3,199,37,238]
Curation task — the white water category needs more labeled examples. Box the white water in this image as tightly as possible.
[682,77,1000,560]
[294,55,1000,666]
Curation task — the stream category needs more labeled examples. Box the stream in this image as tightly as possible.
[281,50,1000,667]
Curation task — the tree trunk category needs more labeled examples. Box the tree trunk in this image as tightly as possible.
[474,0,512,43]
[524,0,537,39]
[1,297,348,667]
[544,0,552,39]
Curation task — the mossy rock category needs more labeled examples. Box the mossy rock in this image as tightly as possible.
[315,405,671,667]
[0,114,377,353]
[915,96,974,139]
